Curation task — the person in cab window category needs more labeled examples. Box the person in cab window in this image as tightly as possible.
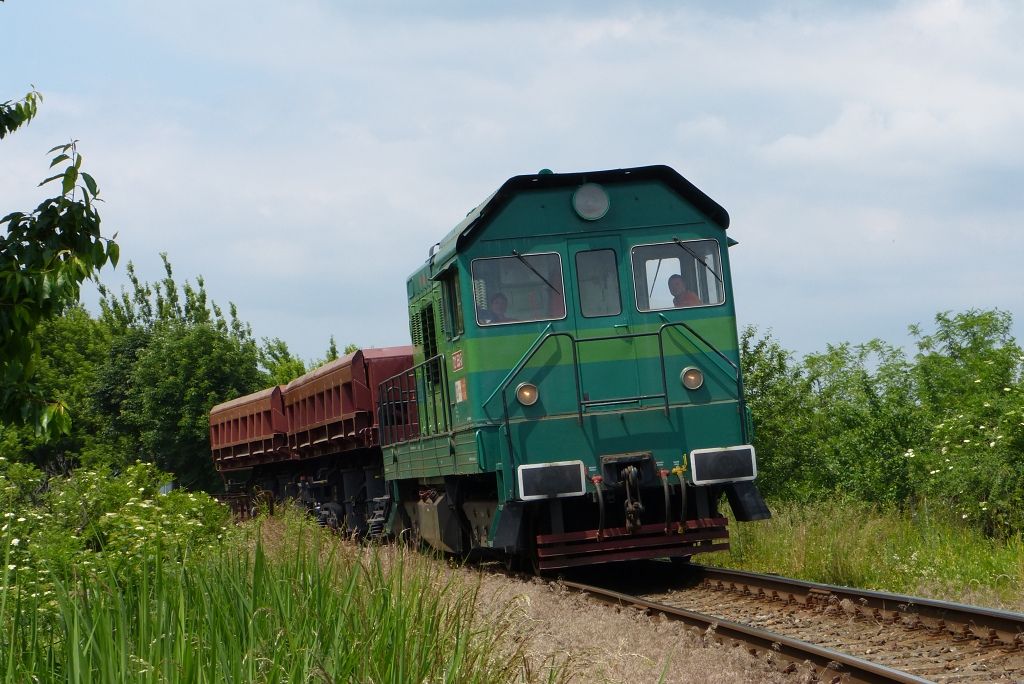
[668,274,701,307]
[487,292,510,322]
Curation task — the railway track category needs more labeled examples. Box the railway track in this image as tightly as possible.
[562,562,1024,682]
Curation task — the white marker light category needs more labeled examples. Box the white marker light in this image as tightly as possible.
[572,183,610,221]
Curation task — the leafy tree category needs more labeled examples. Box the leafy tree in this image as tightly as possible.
[1,89,118,435]
[343,342,359,355]
[95,255,264,491]
[305,336,346,371]
[129,321,264,490]
[799,339,923,503]
[740,326,812,500]
[260,337,307,385]
[0,305,111,473]
[0,88,40,139]
[907,310,1024,535]
[911,310,1020,418]
[326,336,340,361]
[744,309,1023,536]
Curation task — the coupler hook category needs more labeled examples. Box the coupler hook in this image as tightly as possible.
[623,465,643,534]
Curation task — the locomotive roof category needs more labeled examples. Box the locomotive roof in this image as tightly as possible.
[425,165,729,278]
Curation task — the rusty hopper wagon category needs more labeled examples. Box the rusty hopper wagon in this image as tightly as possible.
[210,347,413,530]
[211,165,772,570]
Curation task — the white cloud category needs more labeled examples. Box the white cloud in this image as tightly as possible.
[4,0,1022,358]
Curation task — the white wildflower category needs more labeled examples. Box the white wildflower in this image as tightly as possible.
[929,469,941,475]
[16,517,25,523]
[7,564,15,571]
[962,514,969,519]
[10,538,19,546]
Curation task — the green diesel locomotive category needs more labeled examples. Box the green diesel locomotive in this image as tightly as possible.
[211,165,770,571]
[377,165,769,570]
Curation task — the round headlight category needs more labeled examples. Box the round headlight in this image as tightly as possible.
[680,367,704,390]
[572,183,610,221]
[516,382,539,406]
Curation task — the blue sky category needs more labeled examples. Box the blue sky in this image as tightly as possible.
[2,0,1022,360]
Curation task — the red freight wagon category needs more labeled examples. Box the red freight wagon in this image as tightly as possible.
[210,347,414,530]
[283,347,415,459]
[209,386,288,472]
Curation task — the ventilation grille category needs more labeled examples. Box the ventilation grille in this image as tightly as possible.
[410,315,423,347]
[438,297,449,337]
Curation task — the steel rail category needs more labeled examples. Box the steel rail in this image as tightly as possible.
[561,579,929,684]
[690,564,1024,646]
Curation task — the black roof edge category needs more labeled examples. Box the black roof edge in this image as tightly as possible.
[440,165,730,270]
[496,165,729,230]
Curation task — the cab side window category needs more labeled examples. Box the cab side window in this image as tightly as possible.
[441,271,464,340]
[575,249,621,317]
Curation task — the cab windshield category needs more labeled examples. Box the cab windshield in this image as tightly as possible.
[471,252,566,326]
[631,239,725,311]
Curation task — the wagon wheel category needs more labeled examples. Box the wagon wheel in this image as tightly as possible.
[321,502,344,532]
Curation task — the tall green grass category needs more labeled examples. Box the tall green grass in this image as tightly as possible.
[710,499,1024,608]
[2,513,531,683]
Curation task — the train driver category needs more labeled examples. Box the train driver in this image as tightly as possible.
[478,292,511,324]
[669,274,701,307]
[489,292,510,321]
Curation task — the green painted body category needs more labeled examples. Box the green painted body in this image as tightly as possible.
[383,170,749,524]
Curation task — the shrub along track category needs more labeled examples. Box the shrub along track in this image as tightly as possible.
[561,562,1024,682]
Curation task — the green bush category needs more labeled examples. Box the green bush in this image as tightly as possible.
[742,309,1024,536]
[1,461,228,610]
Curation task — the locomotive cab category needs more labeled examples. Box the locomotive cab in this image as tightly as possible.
[379,165,770,570]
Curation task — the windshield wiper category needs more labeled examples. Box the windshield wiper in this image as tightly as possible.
[672,237,723,285]
[512,250,561,295]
